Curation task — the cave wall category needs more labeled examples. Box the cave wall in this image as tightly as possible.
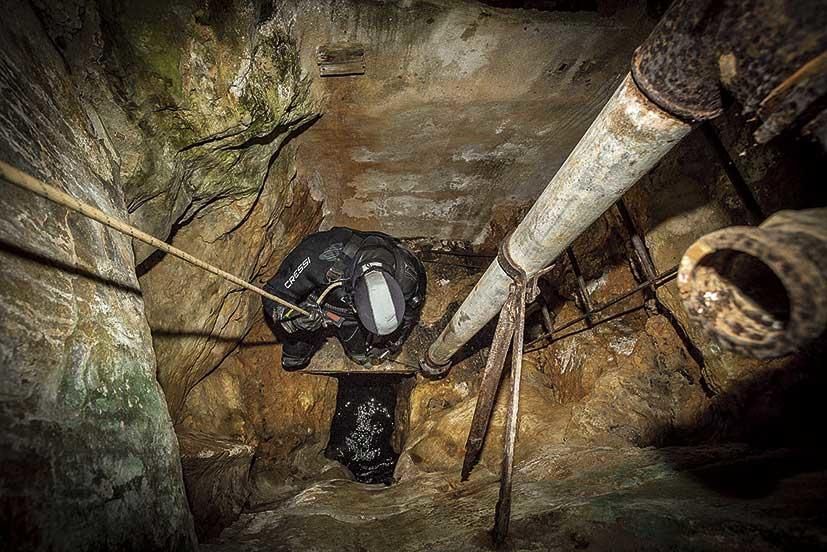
[176,321,338,538]
[287,0,654,241]
[0,1,196,549]
[12,0,323,422]
[1,0,333,546]
[70,0,331,539]
[64,0,325,421]
[3,0,823,548]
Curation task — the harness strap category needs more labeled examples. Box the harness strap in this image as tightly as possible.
[326,234,365,282]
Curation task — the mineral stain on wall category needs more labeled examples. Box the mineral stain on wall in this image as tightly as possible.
[288,0,655,241]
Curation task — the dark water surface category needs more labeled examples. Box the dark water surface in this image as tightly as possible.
[324,375,400,484]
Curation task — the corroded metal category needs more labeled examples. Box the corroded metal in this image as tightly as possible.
[419,347,452,377]
[615,200,659,315]
[493,278,527,545]
[460,289,517,481]
[631,234,659,315]
[631,0,723,121]
[678,208,827,358]
[524,265,679,351]
[755,51,827,143]
[567,246,594,326]
[461,235,533,542]
[632,0,827,137]
[426,74,691,369]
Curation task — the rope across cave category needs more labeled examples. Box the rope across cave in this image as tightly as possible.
[0,160,311,317]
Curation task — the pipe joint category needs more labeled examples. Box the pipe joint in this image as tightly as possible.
[497,231,527,282]
[419,348,452,378]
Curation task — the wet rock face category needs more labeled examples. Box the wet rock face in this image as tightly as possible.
[92,0,322,421]
[207,445,827,552]
[176,320,337,538]
[0,2,195,549]
[141,148,321,420]
[3,0,325,545]
[289,0,654,241]
[26,0,322,421]
[624,122,827,435]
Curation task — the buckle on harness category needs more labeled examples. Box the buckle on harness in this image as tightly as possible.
[326,266,344,282]
[325,234,364,283]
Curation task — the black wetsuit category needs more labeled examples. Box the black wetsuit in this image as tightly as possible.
[262,227,426,368]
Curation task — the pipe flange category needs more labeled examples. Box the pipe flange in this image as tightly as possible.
[419,348,451,378]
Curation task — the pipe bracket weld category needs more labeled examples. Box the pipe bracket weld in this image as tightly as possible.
[497,230,527,282]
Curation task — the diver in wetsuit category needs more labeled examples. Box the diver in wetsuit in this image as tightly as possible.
[262,227,427,370]
[262,228,427,484]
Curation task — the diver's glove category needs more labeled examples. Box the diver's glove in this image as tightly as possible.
[276,301,324,333]
[295,301,325,332]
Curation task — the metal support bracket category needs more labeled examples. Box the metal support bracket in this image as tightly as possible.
[566,246,594,326]
[615,201,660,316]
[460,233,551,545]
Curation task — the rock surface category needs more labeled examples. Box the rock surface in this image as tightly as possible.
[205,444,827,552]
[96,0,323,421]
[289,0,655,241]
[4,1,825,550]
[24,0,323,421]
[0,2,195,549]
[194,252,827,551]
[177,320,338,538]
[624,123,827,435]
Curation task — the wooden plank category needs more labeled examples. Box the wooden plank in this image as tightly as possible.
[300,337,416,376]
[316,43,366,77]
[304,365,415,375]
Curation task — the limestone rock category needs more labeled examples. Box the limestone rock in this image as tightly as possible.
[624,127,824,403]
[397,361,570,480]
[176,320,337,538]
[178,431,256,540]
[419,270,481,327]
[287,0,655,241]
[566,316,708,446]
[96,1,325,420]
[86,0,321,257]
[205,444,827,551]
[28,0,322,420]
[142,149,322,420]
[529,264,648,405]
[0,3,195,549]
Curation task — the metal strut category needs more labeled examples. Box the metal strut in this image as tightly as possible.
[460,233,550,545]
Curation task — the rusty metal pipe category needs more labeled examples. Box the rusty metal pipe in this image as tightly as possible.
[422,74,692,373]
[678,208,827,358]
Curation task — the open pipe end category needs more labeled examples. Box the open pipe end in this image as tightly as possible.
[678,225,826,359]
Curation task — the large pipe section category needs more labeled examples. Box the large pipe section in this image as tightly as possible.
[422,75,692,372]
[423,0,826,374]
[678,208,827,359]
